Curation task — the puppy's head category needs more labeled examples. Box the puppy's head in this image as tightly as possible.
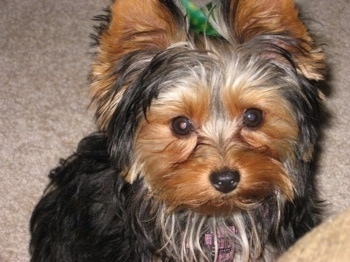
[90,0,326,215]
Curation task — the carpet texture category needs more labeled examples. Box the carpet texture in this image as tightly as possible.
[1,0,349,261]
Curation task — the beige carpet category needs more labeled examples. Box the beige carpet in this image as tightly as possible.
[1,0,349,261]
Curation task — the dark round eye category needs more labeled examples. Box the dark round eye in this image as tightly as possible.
[243,108,263,128]
[171,116,193,136]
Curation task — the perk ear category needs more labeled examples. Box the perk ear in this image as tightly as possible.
[223,0,326,80]
[90,0,185,130]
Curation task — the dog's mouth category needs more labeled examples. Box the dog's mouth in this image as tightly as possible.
[153,188,269,216]
[188,196,266,216]
[146,168,291,216]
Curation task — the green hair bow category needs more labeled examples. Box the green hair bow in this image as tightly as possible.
[180,0,219,36]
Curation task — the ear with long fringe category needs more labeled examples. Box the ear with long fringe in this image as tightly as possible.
[90,0,185,130]
[222,0,326,80]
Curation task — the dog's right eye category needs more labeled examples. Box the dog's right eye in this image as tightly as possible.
[171,116,193,136]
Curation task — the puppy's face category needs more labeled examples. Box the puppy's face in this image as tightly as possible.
[90,0,326,215]
[126,49,299,214]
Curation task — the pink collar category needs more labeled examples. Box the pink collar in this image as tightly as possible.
[203,226,236,261]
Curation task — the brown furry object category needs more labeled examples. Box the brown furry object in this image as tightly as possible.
[279,208,350,261]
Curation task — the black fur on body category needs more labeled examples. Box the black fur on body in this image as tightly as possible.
[30,132,323,262]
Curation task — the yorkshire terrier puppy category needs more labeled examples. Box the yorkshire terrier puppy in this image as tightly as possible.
[30,0,327,261]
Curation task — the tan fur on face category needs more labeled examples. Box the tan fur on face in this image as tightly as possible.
[222,80,299,161]
[126,67,296,215]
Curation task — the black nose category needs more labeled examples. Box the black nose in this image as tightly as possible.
[210,170,240,193]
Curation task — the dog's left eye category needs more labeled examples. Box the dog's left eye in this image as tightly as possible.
[243,108,263,128]
[171,116,193,136]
